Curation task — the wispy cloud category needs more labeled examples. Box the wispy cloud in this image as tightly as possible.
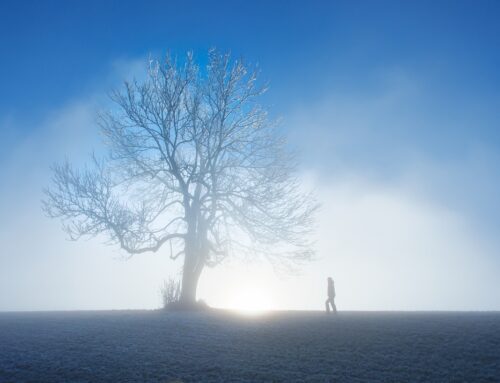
[270,70,500,310]
[0,58,175,311]
[1,63,499,311]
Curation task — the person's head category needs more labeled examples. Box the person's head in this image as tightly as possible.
[327,277,333,284]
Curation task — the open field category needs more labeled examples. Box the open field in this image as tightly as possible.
[0,310,498,382]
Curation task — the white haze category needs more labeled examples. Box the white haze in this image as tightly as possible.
[1,62,499,311]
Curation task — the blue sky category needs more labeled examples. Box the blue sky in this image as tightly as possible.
[2,0,500,180]
[1,0,500,311]
[2,1,499,117]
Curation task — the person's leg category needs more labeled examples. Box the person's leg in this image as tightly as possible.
[332,299,337,314]
[325,299,330,313]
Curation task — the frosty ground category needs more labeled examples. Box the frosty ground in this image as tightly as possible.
[0,310,498,382]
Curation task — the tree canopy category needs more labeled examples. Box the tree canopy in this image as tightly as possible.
[44,50,318,304]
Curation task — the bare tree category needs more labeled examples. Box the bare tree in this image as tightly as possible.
[43,50,318,306]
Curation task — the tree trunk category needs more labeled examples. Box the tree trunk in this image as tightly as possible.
[180,205,207,306]
[179,243,205,305]
[180,266,200,304]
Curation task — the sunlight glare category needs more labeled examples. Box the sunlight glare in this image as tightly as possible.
[226,286,274,315]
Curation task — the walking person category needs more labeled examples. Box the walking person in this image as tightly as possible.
[325,277,337,314]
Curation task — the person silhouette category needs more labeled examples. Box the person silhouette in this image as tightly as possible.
[325,277,337,314]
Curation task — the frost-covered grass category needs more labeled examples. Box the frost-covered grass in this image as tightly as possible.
[0,310,498,382]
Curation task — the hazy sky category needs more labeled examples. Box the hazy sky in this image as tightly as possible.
[1,0,500,311]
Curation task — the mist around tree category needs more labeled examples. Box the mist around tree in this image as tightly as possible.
[43,50,318,307]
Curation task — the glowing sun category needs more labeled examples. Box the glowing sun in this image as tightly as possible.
[225,286,275,314]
